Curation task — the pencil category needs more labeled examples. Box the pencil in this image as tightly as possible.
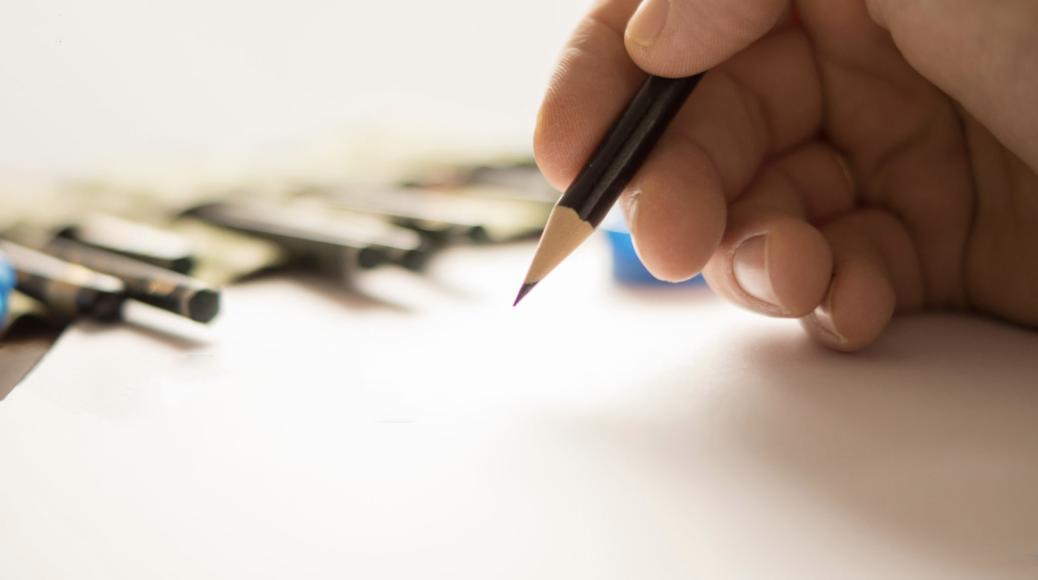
[514,73,704,306]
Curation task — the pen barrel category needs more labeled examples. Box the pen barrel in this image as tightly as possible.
[558,73,703,227]
[0,241,126,320]
[190,201,427,274]
[322,189,481,243]
[60,215,196,274]
[13,272,124,320]
[40,238,221,323]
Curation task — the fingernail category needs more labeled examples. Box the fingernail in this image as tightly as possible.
[811,294,847,345]
[620,190,641,238]
[627,0,669,49]
[733,235,780,307]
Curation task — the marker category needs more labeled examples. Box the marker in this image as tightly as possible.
[188,200,430,276]
[0,240,125,320]
[314,184,549,244]
[60,213,196,274]
[14,232,220,323]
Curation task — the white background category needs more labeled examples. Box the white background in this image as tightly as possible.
[0,0,586,174]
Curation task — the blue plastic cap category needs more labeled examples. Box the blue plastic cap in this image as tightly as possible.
[0,253,15,325]
[601,208,704,287]
[0,255,15,292]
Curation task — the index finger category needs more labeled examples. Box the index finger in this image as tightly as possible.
[534,0,824,282]
[534,0,792,192]
[534,0,646,192]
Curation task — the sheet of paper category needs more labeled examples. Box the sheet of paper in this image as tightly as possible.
[2,241,1037,580]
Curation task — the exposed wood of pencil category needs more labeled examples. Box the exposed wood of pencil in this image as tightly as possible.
[513,73,704,306]
[513,206,595,305]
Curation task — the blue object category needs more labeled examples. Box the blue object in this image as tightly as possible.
[0,253,15,324]
[602,208,704,287]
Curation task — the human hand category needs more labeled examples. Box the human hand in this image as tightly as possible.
[534,0,1038,351]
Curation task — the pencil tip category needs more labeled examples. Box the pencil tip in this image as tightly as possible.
[513,282,537,307]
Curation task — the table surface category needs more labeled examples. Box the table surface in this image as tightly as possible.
[2,239,1037,580]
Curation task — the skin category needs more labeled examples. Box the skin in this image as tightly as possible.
[535,0,1038,351]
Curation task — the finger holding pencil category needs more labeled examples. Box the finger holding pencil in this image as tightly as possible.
[519,0,818,304]
[523,0,1038,352]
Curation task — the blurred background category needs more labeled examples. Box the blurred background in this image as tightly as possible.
[0,0,585,175]
[0,0,619,359]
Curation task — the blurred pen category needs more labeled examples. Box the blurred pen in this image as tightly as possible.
[0,240,125,320]
[10,231,220,323]
[60,213,197,274]
[188,200,430,276]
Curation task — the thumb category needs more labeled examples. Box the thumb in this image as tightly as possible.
[624,0,789,77]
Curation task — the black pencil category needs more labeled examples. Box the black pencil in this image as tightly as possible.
[514,73,704,305]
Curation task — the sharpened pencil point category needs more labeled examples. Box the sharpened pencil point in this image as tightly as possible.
[513,282,537,307]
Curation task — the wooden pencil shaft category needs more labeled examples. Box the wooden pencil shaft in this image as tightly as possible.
[558,74,703,227]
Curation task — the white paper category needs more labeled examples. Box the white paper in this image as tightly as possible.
[1,242,1037,580]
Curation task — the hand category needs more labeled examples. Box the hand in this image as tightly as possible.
[534,0,1038,351]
